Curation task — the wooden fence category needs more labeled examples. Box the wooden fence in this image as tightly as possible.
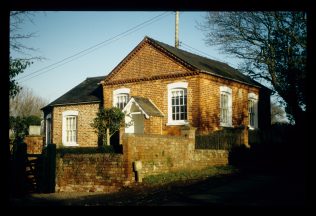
[195,128,244,150]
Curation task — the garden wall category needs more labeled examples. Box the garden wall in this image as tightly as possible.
[53,127,230,193]
[122,127,229,179]
[24,135,44,154]
[55,153,127,192]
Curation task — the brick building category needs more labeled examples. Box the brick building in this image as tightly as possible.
[42,36,270,148]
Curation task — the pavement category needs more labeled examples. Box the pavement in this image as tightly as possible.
[9,171,307,207]
[161,174,306,207]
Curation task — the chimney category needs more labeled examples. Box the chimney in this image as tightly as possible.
[175,11,179,48]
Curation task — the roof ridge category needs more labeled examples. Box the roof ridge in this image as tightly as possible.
[147,36,234,68]
[86,75,107,79]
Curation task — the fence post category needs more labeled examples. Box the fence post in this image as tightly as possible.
[12,140,27,196]
[47,144,56,193]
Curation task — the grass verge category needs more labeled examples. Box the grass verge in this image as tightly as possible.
[142,165,238,187]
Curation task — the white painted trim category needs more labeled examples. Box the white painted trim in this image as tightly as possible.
[220,86,232,127]
[166,121,189,126]
[62,110,79,146]
[113,88,130,95]
[148,98,164,117]
[248,92,259,129]
[45,113,51,146]
[167,82,188,91]
[220,86,232,94]
[167,81,189,125]
[62,110,78,117]
[113,88,130,107]
[122,98,149,119]
[248,92,258,100]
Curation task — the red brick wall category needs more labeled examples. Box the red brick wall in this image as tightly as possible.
[104,76,201,136]
[103,41,266,135]
[24,135,44,154]
[122,128,229,178]
[55,153,127,193]
[109,43,190,82]
[104,74,261,136]
[54,128,231,192]
[198,74,260,134]
[144,116,162,135]
[52,103,100,148]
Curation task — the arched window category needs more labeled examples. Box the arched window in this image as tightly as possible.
[113,88,130,110]
[220,86,232,127]
[167,82,188,125]
[248,93,258,129]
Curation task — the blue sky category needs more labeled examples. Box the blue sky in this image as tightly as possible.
[12,11,242,103]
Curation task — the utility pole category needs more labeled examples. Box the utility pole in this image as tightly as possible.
[175,11,179,48]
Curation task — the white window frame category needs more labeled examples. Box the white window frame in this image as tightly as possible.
[248,92,258,129]
[62,110,79,146]
[167,82,189,126]
[45,113,51,146]
[113,88,130,109]
[220,86,232,127]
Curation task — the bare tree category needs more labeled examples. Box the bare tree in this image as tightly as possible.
[9,11,45,98]
[198,12,306,127]
[10,86,48,118]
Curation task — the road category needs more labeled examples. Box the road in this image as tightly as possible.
[10,170,307,207]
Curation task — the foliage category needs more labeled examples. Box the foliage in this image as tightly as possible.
[9,116,29,141]
[9,57,32,98]
[91,107,125,146]
[198,12,306,126]
[10,11,43,98]
[143,166,238,186]
[9,115,42,142]
[25,115,42,125]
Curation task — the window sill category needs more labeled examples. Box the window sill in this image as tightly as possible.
[248,126,258,130]
[63,143,79,147]
[166,121,189,126]
[220,123,233,128]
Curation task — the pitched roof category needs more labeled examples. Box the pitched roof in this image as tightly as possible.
[104,36,267,89]
[146,37,265,88]
[122,96,164,118]
[43,76,105,109]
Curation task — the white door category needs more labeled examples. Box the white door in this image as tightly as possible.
[125,113,144,134]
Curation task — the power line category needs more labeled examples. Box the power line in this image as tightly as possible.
[180,41,240,69]
[18,12,172,82]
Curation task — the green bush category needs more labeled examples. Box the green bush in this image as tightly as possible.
[25,115,42,126]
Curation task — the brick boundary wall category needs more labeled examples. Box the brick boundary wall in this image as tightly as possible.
[24,135,44,154]
[53,127,231,192]
[122,127,229,178]
[55,153,127,193]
